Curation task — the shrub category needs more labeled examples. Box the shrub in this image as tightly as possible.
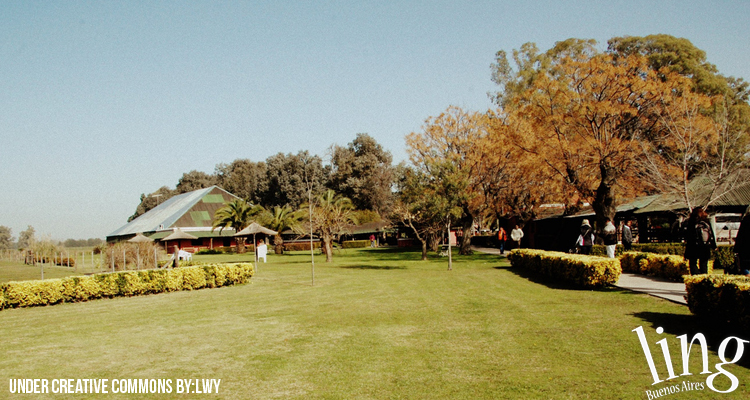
[54,257,76,267]
[283,241,321,252]
[196,248,224,255]
[684,275,750,331]
[3,280,66,308]
[619,252,713,282]
[713,245,735,271]
[508,249,621,288]
[591,245,624,257]
[0,263,254,310]
[631,243,685,256]
[342,240,370,249]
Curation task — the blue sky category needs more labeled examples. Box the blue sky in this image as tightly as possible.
[2,1,749,241]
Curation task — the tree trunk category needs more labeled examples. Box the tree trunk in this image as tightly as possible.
[429,233,441,252]
[323,234,333,263]
[592,164,617,237]
[237,237,246,254]
[420,239,428,260]
[273,235,284,254]
[459,211,474,255]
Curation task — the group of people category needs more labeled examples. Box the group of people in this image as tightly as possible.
[575,219,633,257]
[497,225,524,255]
[572,205,750,276]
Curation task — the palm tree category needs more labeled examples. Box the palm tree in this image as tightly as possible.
[267,205,297,254]
[212,199,261,253]
[300,190,358,262]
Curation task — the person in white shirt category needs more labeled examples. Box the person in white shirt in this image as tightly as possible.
[510,225,524,249]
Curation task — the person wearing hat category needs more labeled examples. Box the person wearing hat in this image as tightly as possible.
[576,219,595,255]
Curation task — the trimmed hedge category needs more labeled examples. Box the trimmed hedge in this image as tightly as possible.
[0,263,254,310]
[507,249,621,288]
[283,241,321,251]
[619,252,713,282]
[684,275,750,331]
[342,240,370,249]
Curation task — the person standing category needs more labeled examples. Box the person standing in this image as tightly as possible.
[576,220,595,255]
[603,219,617,258]
[510,225,524,249]
[497,227,507,255]
[733,206,750,275]
[622,220,633,251]
[369,234,376,248]
[684,207,717,275]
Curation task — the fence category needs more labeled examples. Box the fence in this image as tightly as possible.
[1,247,168,279]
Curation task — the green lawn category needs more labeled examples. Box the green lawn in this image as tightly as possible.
[1,248,748,399]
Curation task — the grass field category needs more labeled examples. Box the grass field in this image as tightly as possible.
[1,248,748,399]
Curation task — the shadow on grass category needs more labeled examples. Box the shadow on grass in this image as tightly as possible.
[341,265,406,270]
[501,265,618,292]
[631,311,750,369]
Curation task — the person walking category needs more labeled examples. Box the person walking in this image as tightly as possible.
[733,206,750,276]
[497,227,507,255]
[576,220,595,255]
[603,219,617,258]
[622,220,633,251]
[510,225,524,249]
[684,207,717,275]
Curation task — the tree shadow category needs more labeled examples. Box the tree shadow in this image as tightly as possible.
[501,265,619,292]
[341,265,406,270]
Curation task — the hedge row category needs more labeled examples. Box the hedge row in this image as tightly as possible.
[342,240,370,249]
[619,252,713,282]
[0,263,254,310]
[684,275,750,331]
[507,249,621,288]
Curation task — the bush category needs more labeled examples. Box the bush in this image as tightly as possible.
[713,245,735,271]
[619,252,713,282]
[684,274,750,331]
[342,240,370,249]
[54,257,76,267]
[0,263,254,310]
[196,248,224,255]
[507,249,621,288]
[631,243,685,255]
[284,241,321,252]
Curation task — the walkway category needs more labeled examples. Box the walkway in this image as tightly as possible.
[472,246,687,305]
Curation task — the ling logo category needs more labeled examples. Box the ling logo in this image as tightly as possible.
[632,326,748,394]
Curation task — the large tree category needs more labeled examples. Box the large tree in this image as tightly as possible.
[394,164,455,260]
[176,170,218,194]
[499,49,667,231]
[406,106,493,255]
[329,133,395,215]
[299,190,357,263]
[263,151,328,209]
[608,34,750,210]
[128,186,176,222]
[0,226,13,250]
[17,225,35,250]
[215,159,267,204]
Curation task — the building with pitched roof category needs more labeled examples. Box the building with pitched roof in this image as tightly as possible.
[107,186,241,251]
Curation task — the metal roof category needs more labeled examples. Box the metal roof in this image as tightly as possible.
[108,186,240,239]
